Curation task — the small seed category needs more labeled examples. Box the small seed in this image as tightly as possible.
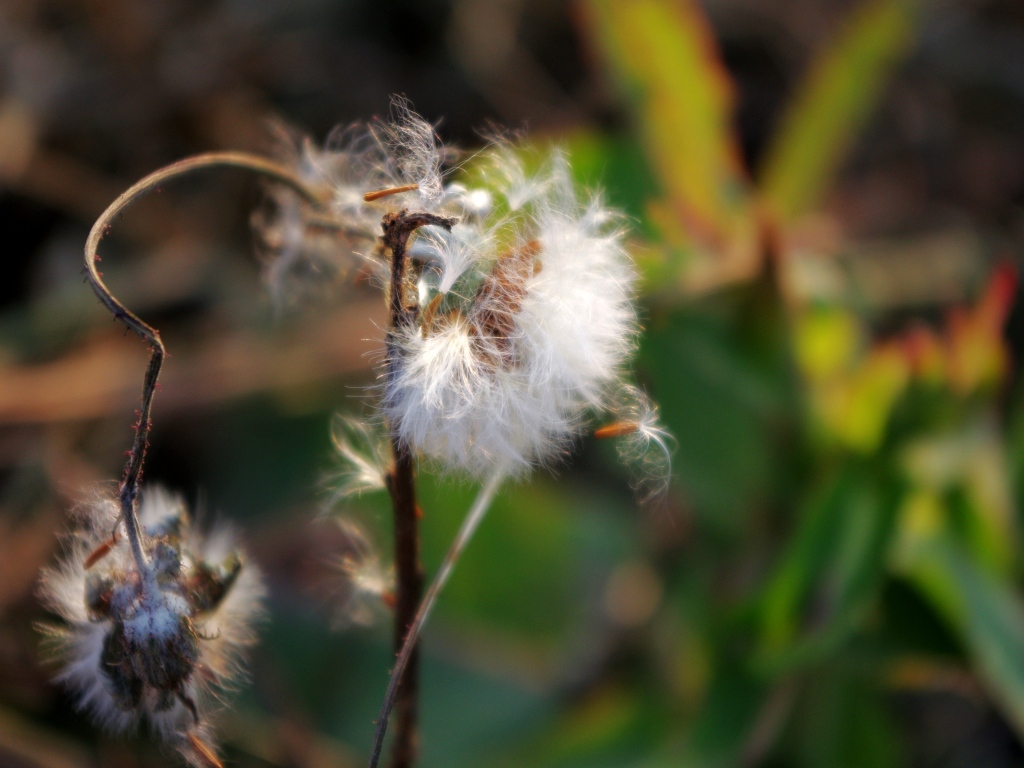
[84,534,120,570]
[594,421,640,439]
[421,294,445,337]
[186,732,224,768]
[363,184,419,202]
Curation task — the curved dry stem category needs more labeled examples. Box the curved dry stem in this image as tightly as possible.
[84,151,325,580]
[369,471,505,768]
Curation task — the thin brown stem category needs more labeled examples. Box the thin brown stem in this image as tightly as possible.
[379,210,455,768]
[368,472,504,768]
[84,151,325,583]
[386,436,420,768]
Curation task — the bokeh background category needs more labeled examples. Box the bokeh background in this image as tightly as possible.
[2,0,1024,766]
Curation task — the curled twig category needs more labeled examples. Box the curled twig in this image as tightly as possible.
[84,151,325,581]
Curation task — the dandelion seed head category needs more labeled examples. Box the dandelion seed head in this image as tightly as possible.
[383,148,639,477]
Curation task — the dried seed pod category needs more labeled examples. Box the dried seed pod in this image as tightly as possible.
[39,488,264,767]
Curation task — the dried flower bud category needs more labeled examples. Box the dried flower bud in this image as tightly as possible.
[38,488,263,767]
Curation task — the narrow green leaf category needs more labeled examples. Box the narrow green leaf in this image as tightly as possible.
[791,664,903,768]
[759,0,916,221]
[681,667,768,768]
[902,535,1024,738]
[583,0,750,243]
[757,464,902,669]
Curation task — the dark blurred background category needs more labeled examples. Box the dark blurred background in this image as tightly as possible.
[2,0,1024,766]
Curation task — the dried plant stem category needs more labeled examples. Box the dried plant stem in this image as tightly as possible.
[385,436,421,768]
[380,210,455,768]
[369,471,505,768]
[84,151,324,583]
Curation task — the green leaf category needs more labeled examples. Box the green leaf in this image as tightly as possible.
[759,0,917,221]
[788,664,903,768]
[680,666,768,768]
[582,0,750,243]
[757,463,903,670]
[901,535,1024,738]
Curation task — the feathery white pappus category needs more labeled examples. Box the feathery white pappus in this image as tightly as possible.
[383,151,639,476]
[254,98,470,303]
[260,99,671,488]
[602,385,676,501]
[328,517,394,630]
[38,488,263,768]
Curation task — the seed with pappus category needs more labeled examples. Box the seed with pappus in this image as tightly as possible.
[328,517,394,630]
[262,101,670,486]
[597,385,675,501]
[38,488,264,768]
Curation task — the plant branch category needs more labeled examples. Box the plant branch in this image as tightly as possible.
[369,471,505,768]
[84,151,325,582]
[380,210,455,768]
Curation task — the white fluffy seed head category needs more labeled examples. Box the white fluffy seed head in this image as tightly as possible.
[38,487,264,766]
[255,99,460,304]
[254,125,369,305]
[386,318,577,474]
[382,148,641,478]
[259,102,671,494]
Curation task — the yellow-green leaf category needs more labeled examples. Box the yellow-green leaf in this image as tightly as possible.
[901,535,1024,739]
[759,0,916,221]
[583,0,750,244]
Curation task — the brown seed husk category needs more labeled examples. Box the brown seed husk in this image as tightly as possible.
[471,240,541,367]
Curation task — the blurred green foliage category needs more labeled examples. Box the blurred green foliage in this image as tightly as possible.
[245,0,1018,763]
[4,1,1021,766]
[312,0,1024,765]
